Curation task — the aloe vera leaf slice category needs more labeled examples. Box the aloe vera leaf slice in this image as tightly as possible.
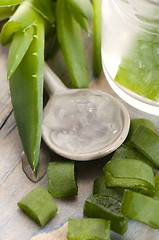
[83,194,128,235]
[92,0,102,77]
[56,0,89,88]
[93,176,124,201]
[17,186,58,227]
[25,0,55,25]
[121,189,159,229]
[125,118,157,145]
[111,144,153,167]
[0,0,23,6]
[69,4,89,33]
[104,159,155,196]
[0,6,15,20]
[67,0,93,20]
[67,218,110,240]
[47,160,78,198]
[130,125,159,169]
[9,19,44,174]
[0,2,42,45]
[7,25,34,80]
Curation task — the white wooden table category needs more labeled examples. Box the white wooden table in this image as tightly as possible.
[1,36,159,240]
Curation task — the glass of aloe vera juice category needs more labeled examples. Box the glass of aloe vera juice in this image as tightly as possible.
[102,0,159,115]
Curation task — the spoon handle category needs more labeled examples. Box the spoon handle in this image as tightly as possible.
[44,63,68,95]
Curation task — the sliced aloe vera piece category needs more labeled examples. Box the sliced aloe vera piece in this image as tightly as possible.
[125,118,157,145]
[17,186,58,227]
[104,159,155,196]
[93,176,124,201]
[47,160,78,198]
[0,6,15,20]
[67,0,93,20]
[9,20,44,174]
[112,144,153,167]
[56,0,89,88]
[8,25,34,79]
[83,194,128,235]
[67,218,110,240]
[130,125,159,169]
[0,0,23,6]
[26,0,55,25]
[0,2,42,45]
[115,34,159,101]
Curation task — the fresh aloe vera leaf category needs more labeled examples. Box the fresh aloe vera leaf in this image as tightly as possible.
[8,26,34,79]
[9,20,44,174]
[17,186,58,227]
[69,4,90,33]
[0,6,15,20]
[0,2,42,45]
[67,0,93,20]
[56,0,89,88]
[93,0,102,77]
[67,218,110,240]
[26,0,55,25]
[0,0,23,6]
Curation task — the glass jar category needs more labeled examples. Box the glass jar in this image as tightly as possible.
[102,0,159,115]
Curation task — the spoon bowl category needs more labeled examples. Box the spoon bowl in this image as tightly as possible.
[42,64,130,161]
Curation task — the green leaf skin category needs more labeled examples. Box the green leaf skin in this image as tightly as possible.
[0,2,42,45]
[93,0,102,77]
[56,0,89,88]
[67,218,110,240]
[67,0,93,20]
[0,0,23,6]
[121,190,159,229]
[26,0,55,25]
[17,186,58,227]
[69,4,90,34]
[9,19,45,174]
[104,159,155,196]
[7,26,34,79]
[0,6,15,20]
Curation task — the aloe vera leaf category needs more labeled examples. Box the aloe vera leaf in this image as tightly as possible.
[67,0,93,20]
[9,19,45,174]
[0,0,23,6]
[7,26,34,79]
[26,0,55,25]
[56,0,89,88]
[93,0,102,77]
[0,2,42,45]
[69,4,90,33]
[0,6,15,20]
[17,186,58,227]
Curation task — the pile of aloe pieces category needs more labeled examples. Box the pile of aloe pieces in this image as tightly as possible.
[0,0,102,176]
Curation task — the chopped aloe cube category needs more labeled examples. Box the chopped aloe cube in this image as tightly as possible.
[17,186,58,227]
[67,218,110,240]
[83,194,128,235]
[130,124,159,169]
[47,160,78,198]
